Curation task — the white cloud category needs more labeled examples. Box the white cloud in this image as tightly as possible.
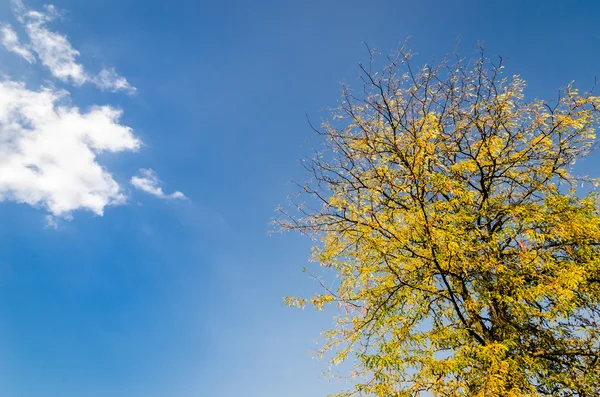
[9,0,135,93]
[0,2,179,224]
[0,80,141,217]
[1,23,35,63]
[93,67,136,93]
[131,169,186,200]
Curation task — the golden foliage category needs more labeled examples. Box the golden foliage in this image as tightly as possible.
[279,46,600,396]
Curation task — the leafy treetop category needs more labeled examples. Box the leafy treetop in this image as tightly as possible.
[279,46,600,397]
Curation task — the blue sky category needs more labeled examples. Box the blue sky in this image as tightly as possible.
[0,0,598,396]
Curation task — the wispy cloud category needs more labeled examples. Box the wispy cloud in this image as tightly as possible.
[92,67,135,93]
[131,169,186,200]
[17,3,88,85]
[8,0,136,93]
[0,23,35,63]
[0,81,140,218]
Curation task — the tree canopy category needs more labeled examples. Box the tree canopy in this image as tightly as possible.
[280,46,600,396]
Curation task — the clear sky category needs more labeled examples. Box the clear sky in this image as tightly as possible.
[0,0,598,396]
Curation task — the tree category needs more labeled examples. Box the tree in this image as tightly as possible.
[279,46,600,396]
